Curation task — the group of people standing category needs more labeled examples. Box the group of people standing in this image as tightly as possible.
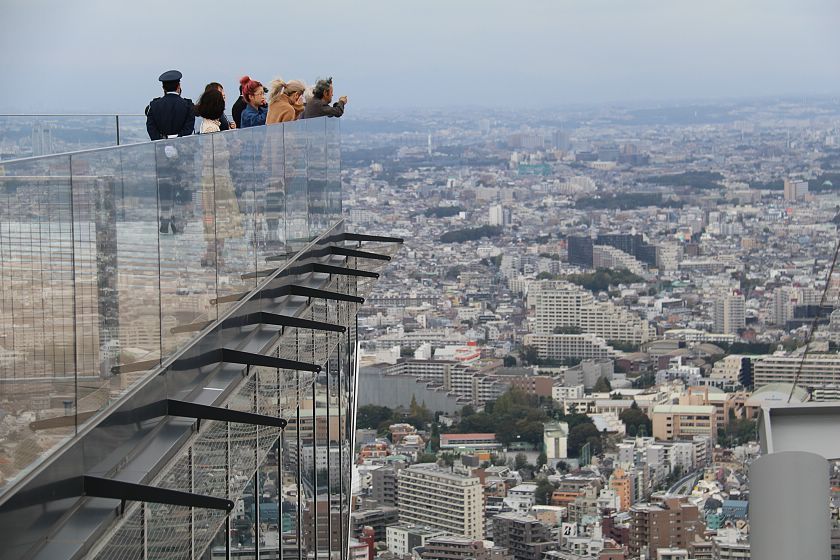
[146,69,348,141]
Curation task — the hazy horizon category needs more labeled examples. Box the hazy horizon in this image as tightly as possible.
[2,0,839,114]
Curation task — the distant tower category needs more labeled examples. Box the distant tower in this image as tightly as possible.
[427,132,432,156]
[714,293,746,334]
[31,124,54,157]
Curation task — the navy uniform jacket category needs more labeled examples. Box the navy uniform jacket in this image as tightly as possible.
[146,93,196,140]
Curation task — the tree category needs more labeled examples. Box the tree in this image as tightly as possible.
[568,423,602,457]
[416,452,438,464]
[593,376,612,393]
[537,452,547,468]
[620,407,652,438]
[357,405,393,429]
[514,453,528,471]
[503,355,517,367]
[522,345,541,366]
[534,478,557,505]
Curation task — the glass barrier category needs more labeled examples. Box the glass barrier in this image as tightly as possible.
[0,115,151,161]
[0,117,341,495]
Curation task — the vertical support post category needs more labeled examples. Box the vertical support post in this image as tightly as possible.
[296,331,303,560]
[189,446,195,559]
[226,407,232,560]
[277,353,284,560]
[312,372,319,560]
[325,301,333,559]
[115,114,121,146]
[326,361,332,559]
[141,502,148,560]
[254,366,261,559]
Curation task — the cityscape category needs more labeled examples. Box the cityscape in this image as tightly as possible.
[341,96,840,560]
[2,1,840,558]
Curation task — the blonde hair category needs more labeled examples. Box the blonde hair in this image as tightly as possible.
[269,78,307,105]
[269,78,287,106]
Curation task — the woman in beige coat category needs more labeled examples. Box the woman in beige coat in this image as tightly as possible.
[266,79,306,124]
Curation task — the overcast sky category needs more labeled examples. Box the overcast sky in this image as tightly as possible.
[1,0,839,114]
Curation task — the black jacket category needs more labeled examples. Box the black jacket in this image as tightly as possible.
[232,96,246,129]
[146,93,195,140]
[302,98,345,119]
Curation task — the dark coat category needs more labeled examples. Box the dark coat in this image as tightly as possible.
[145,93,195,140]
[302,98,345,119]
[232,96,246,128]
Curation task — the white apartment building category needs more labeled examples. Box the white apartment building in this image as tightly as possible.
[593,245,646,276]
[523,333,620,362]
[710,355,748,384]
[529,280,656,344]
[753,355,840,394]
[385,360,509,406]
[386,525,447,556]
[552,384,585,402]
[397,464,485,539]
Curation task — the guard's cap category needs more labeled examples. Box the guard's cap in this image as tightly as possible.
[158,70,183,82]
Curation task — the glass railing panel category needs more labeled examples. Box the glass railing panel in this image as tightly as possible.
[210,128,257,317]
[0,115,123,161]
[306,118,329,241]
[325,118,342,229]
[0,153,76,490]
[284,121,309,251]
[116,115,151,146]
[68,142,162,423]
[255,123,287,270]
[154,134,219,358]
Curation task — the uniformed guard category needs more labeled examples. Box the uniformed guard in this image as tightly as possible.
[146,70,196,234]
[145,70,196,140]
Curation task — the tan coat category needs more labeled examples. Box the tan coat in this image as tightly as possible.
[267,93,303,124]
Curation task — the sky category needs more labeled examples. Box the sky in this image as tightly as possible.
[1,0,839,114]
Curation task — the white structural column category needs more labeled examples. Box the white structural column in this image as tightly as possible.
[749,451,830,559]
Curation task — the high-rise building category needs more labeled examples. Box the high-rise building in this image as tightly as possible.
[397,464,485,539]
[30,123,54,156]
[489,204,511,227]
[783,178,809,202]
[371,463,404,507]
[713,294,745,334]
[567,236,594,267]
[771,286,798,326]
[629,497,702,558]
[492,513,556,560]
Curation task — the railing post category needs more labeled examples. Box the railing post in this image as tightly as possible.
[115,114,121,146]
